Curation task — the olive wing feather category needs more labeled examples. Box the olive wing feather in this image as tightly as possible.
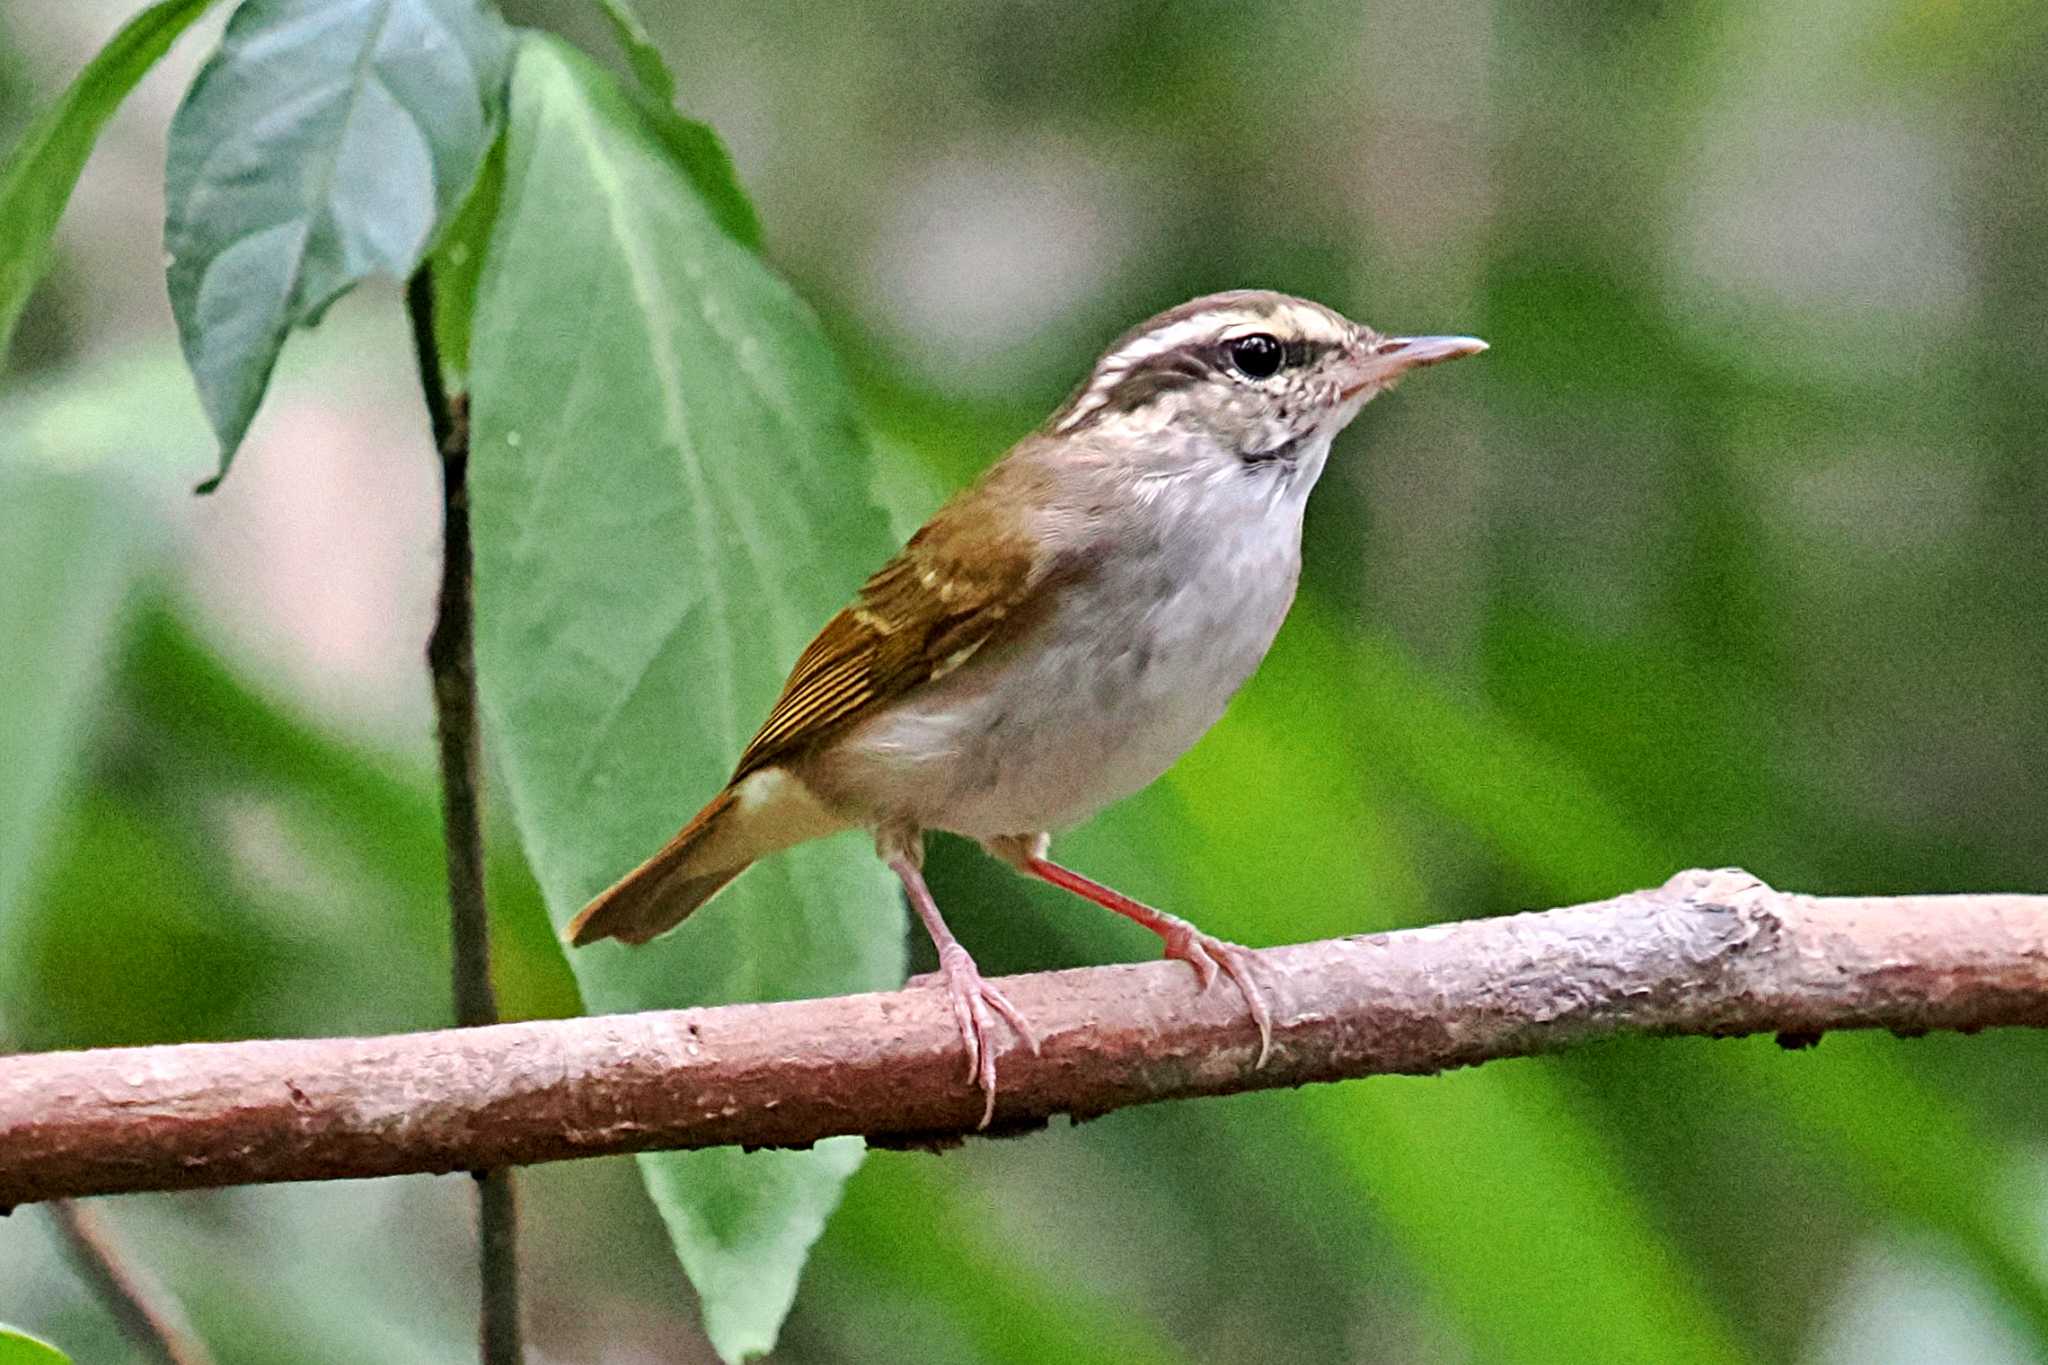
[731,522,1044,779]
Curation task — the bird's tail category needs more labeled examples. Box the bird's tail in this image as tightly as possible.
[565,788,748,946]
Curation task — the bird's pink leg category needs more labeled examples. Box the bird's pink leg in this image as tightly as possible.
[887,855,1037,1128]
[1021,856,1274,1067]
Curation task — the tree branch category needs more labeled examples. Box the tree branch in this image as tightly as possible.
[45,1200,214,1365]
[2,869,2042,1206]
[406,268,521,1365]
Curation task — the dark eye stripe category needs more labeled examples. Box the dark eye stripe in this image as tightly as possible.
[1051,315,1343,431]
[1097,354,1208,413]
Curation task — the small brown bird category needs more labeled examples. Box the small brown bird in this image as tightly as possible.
[567,290,1484,1125]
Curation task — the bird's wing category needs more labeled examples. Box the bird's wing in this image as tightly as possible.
[731,507,1050,780]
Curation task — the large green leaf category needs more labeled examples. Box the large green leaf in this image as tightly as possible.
[820,1157,1190,1365]
[468,36,903,1362]
[0,463,161,951]
[584,0,761,251]
[591,0,678,104]
[0,0,217,361]
[163,0,513,487]
[0,1327,70,1365]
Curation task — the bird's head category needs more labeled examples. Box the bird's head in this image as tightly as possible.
[1049,289,1485,471]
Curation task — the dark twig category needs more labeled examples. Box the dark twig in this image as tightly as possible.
[1,869,2042,1206]
[406,267,521,1365]
[45,1199,214,1365]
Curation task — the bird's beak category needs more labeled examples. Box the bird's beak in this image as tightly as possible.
[1341,334,1488,399]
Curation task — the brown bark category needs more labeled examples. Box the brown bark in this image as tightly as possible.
[3,869,2043,1207]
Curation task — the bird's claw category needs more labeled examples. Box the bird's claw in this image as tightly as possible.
[925,946,1038,1128]
[1158,921,1275,1068]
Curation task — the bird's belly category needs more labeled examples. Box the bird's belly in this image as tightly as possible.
[821,539,1299,836]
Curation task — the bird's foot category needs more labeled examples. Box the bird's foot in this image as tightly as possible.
[1151,916,1275,1069]
[1016,854,1277,1069]
[919,944,1038,1129]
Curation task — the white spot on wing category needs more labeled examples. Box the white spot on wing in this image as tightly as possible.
[928,636,986,681]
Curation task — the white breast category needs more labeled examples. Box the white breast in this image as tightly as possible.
[824,451,1319,837]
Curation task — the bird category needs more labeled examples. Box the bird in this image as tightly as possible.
[566,289,1485,1126]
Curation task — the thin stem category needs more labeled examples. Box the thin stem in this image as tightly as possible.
[46,1199,214,1365]
[475,1169,520,1364]
[406,266,522,1365]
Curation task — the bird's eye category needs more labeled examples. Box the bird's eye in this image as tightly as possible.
[1224,333,1284,380]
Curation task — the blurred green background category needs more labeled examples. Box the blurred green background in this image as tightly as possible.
[3,1,2045,1362]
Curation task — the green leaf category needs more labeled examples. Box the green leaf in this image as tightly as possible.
[163,0,514,488]
[636,104,764,254]
[469,36,902,1362]
[581,0,760,251]
[1719,1037,2048,1348]
[821,1157,1191,1365]
[592,0,677,104]
[0,0,218,361]
[425,132,505,389]
[0,1325,71,1364]
[0,463,160,944]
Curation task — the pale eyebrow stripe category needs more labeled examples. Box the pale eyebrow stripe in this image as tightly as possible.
[1051,297,1354,433]
[1054,309,1247,432]
[1099,312,1235,370]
